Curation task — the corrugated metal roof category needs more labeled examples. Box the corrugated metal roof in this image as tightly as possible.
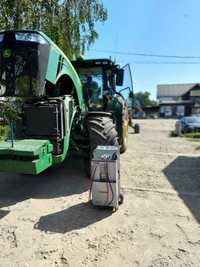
[157,83,198,97]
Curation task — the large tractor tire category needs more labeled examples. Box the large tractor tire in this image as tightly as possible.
[85,114,118,177]
[134,123,140,134]
[87,115,119,155]
[85,115,119,177]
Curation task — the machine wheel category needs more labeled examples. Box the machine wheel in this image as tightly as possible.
[134,123,140,134]
[86,115,118,177]
[87,115,119,154]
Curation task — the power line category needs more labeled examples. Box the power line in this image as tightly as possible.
[128,61,200,64]
[90,49,200,59]
[112,60,200,65]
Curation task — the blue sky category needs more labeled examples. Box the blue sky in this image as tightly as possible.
[85,0,200,99]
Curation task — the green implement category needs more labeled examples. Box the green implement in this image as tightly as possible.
[0,139,53,174]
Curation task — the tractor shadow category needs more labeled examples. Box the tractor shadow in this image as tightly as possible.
[0,151,89,210]
[163,156,200,223]
[34,202,112,234]
[0,209,10,219]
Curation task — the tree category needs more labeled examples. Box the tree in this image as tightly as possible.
[133,91,157,108]
[0,0,107,59]
[0,99,21,145]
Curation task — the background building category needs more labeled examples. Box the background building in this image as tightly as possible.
[157,83,200,117]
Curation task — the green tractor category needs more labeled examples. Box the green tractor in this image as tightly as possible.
[0,30,134,175]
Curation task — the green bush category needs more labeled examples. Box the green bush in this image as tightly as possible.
[0,124,8,141]
[183,132,200,139]
[170,131,179,137]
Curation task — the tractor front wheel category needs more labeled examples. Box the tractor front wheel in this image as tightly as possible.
[86,115,119,177]
[87,115,119,155]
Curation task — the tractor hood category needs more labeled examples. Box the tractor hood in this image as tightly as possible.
[0,31,50,97]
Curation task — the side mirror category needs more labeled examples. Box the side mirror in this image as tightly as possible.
[116,69,124,86]
[129,91,134,98]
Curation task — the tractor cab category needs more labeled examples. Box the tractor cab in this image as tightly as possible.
[0,31,50,97]
[72,59,135,153]
[71,59,124,111]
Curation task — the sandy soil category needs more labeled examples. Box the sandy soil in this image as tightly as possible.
[0,119,200,267]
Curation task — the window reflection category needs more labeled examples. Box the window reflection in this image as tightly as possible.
[77,67,103,108]
[0,34,4,42]
[0,33,49,97]
[15,33,48,44]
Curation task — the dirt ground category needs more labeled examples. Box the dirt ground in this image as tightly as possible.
[0,119,200,267]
